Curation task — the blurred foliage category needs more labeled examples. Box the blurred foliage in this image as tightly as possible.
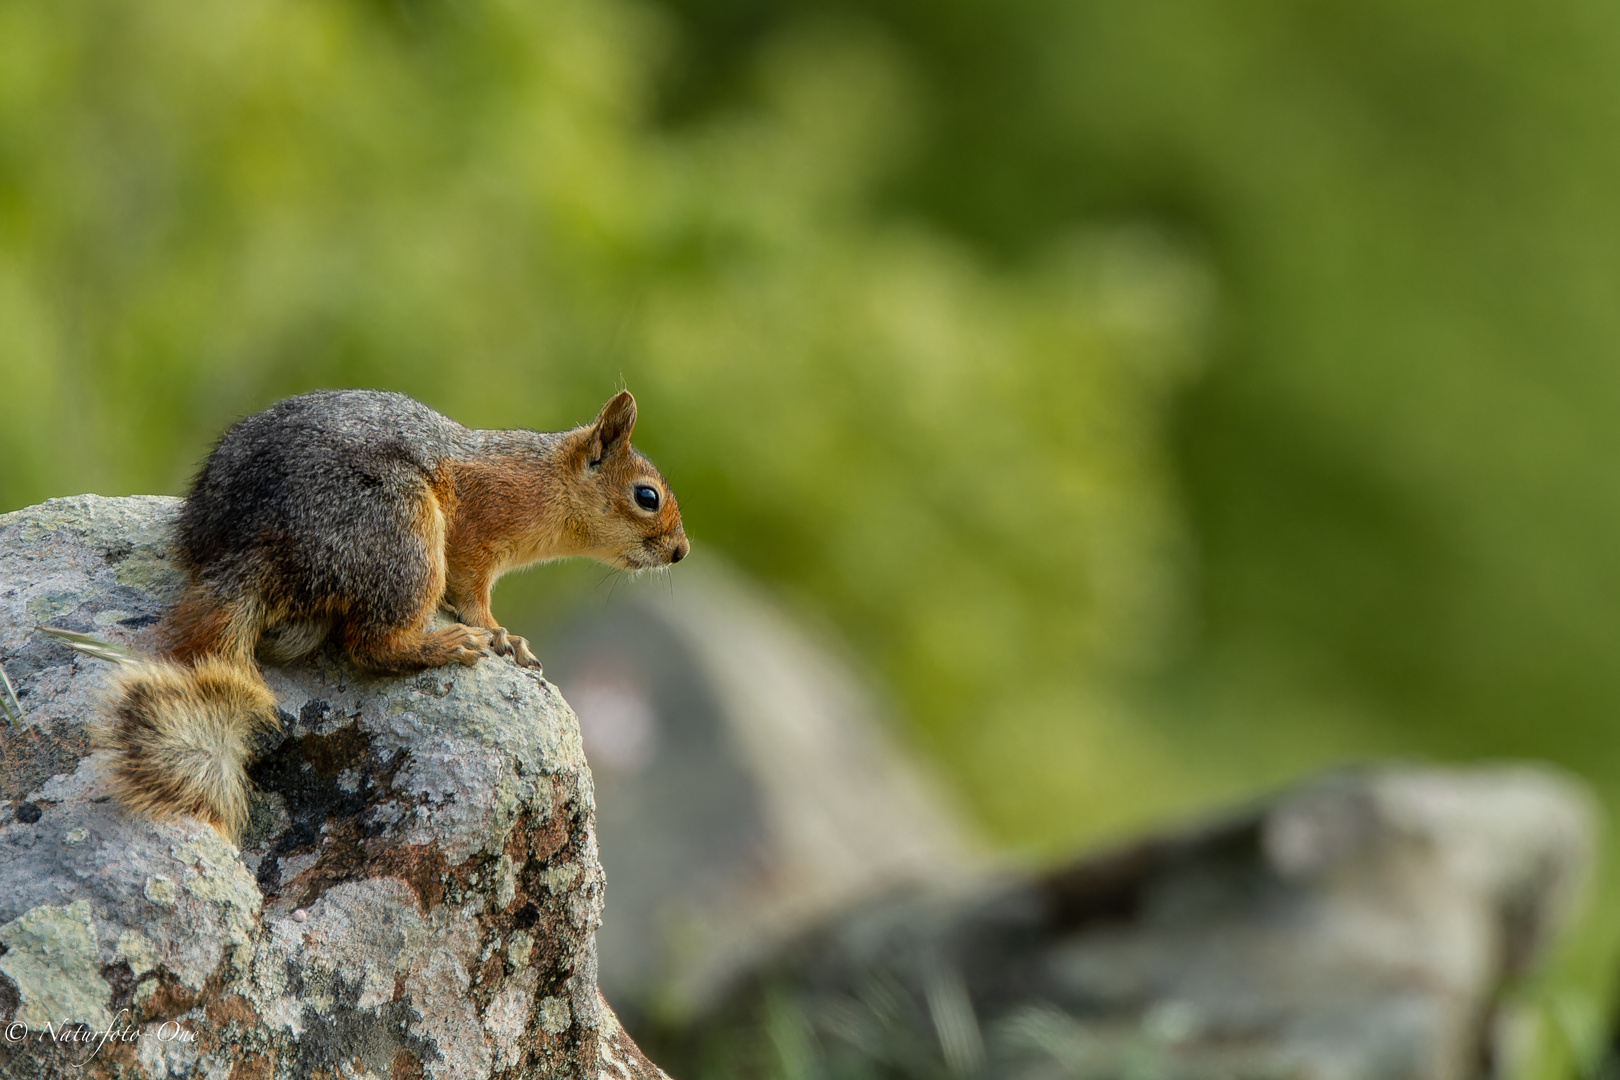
[652,0,1620,805]
[0,0,1207,844]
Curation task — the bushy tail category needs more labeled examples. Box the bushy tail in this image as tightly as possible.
[99,655,279,839]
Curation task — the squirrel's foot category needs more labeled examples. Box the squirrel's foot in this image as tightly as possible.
[439,624,493,666]
[488,627,542,670]
[509,637,541,669]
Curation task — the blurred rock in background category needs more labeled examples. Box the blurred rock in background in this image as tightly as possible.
[539,563,978,1029]
[678,765,1596,1080]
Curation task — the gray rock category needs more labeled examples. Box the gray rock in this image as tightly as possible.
[686,764,1596,1080]
[0,495,671,1079]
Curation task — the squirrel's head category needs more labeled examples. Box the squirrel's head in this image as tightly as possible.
[567,391,689,571]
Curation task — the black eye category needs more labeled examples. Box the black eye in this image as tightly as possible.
[634,484,661,512]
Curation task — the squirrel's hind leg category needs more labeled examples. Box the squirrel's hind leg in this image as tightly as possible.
[343,621,493,675]
[333,474,496,673]
[162,587,262,664]
[258,616,333,665]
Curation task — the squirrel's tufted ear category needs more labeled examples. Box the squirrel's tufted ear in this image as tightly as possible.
[586,391,637,465]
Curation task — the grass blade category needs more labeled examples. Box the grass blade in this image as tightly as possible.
[36,626,144,666]
[0,664,23,729]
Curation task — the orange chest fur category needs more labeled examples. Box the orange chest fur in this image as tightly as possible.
[439,457,574,577]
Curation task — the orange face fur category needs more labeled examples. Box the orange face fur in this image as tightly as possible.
[441,392,687,630]
[564,392,689,572]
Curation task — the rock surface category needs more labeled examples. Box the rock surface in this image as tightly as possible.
[0,495,670,1079]
[684,765,1596,1080]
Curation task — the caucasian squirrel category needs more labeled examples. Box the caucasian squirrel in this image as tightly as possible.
[85,389,687,838]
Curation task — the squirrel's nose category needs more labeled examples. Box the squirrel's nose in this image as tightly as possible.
[670,538,689,564]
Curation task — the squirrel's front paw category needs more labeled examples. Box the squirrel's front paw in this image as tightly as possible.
[508,635,541,669]
[488,627,542,670]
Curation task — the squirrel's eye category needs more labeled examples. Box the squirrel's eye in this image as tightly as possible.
[633,484,661,512]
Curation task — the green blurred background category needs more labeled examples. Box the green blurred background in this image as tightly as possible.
[3,0,1618,1071]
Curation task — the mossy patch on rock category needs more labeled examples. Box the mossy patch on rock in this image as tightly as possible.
[0,899,114,1030]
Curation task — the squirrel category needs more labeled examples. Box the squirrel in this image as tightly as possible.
[84,388,687,839]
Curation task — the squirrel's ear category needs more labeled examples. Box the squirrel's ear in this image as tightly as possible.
[586,391,637,465]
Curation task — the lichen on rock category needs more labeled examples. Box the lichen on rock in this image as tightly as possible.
[0,900,114,1032]
[0,494,671,1079]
